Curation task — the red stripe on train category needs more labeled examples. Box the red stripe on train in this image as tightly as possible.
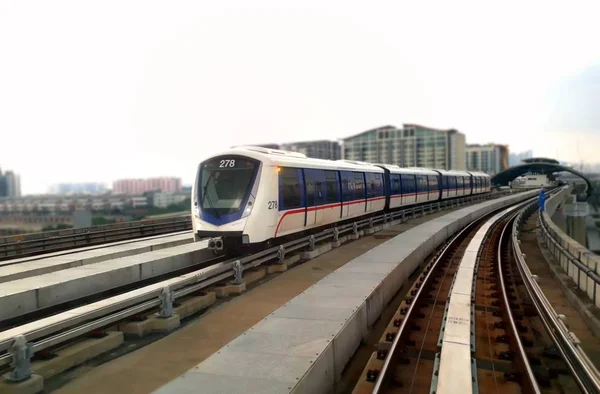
[274,197,386,237]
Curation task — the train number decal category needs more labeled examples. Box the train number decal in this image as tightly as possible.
[267,201,278,210]
[219,159,236,167]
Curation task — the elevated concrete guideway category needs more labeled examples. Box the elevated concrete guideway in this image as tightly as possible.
[153,190,538,394]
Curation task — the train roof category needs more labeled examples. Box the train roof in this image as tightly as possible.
[201,147,492,177]
[375,164,439,176]
[466,171,491,178]
[205,146,384,172]
[435,169,472,177]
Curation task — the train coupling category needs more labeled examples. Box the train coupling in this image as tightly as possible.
[207,237,224,251]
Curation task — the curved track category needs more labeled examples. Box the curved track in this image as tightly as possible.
[355,195,599,394]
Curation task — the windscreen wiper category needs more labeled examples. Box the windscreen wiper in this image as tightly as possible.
[202,173,221,220]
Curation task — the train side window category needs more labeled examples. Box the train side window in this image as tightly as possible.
[279,167,303,209]
[401,174,413,194]
[376,174,384,196]
[325,170,340,204]
[415,176,424,193]
[365,173,373,198]
[306,177,315,206]
[341,171,353,201]
[366,173,380,198]
[428,175,437,191]
[354,172,365,200]
[306,169,327,206]
[391,174,400,194]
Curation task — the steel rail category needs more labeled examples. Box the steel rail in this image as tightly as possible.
[512,202,600,394]
[498,213,541,394]
[371,216,483,393]
[372,195,538,393]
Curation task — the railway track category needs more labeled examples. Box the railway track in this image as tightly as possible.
[354,195,600,394]
[0,215,192,261]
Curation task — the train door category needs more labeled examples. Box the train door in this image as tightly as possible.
[340,171,352,219]
[366,173,384,212]
[401,174,416,206]
[304,169,326,227]
[322,170,340,225]
[450,176,457,198]
[390,173,401,208]
[365,173,374,212]
[354,172,366,215]
[442,176,448,199]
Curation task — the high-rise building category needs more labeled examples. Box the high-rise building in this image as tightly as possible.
[280,140,341,160]
[465,144,509,175]
[342,124,466,170]
[4,171,21,198]
[0,168,21,197]
[112,177,182,195]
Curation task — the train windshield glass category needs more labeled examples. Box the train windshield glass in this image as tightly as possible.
[200,158,257,215]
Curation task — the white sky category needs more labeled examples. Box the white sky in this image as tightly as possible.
[1,0,599,194]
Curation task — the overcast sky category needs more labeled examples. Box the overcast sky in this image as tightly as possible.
[1,1,599,194]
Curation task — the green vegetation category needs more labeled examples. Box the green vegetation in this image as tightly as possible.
[133,198,191,221]
[42,223,73,231]
[147,198,191,216]
[92,217,118,226]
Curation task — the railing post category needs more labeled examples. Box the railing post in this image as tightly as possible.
[278,245,286,264]
[332,227,340,242]
[3,335,33,383]
[353,222,359,238]
[232,260,243,285]
[309,235,316,251]
[158,286,174,318]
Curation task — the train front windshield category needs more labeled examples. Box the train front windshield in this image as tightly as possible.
[200,157,257,216]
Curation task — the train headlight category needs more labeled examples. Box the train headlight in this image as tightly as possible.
[194,205,200,218]
[242,200,254,218]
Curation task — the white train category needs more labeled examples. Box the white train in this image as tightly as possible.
[191,146,491,251]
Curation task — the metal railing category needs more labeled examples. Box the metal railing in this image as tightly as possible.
[538,189,600,305]
[0,191,513,378]
[513,202,600,394]
[0,215,192,261]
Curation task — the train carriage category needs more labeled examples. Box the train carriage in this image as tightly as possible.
[435,169,472,199]
[467,171,491,195]
[192,146,492,252]
[374,165,441,209]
